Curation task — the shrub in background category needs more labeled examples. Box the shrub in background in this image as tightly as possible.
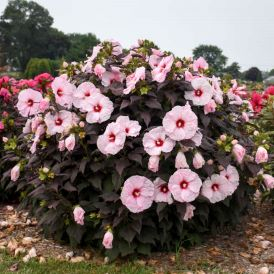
[3,40,272,259]
[25,58,61,78]
[0,74,54,201]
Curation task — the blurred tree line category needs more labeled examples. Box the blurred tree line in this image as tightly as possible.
[0,0,272,81]
[193,44,264,82]
[0,0,99,76]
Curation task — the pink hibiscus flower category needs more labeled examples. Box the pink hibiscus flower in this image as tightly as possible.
[190,131,203,147]
[232,144,246,164]
[85,93,114,124]
[143,126,175,156]
[16,89,43,117]
[123,67,146,94]
[101,66,125,87]
[94,64,106,78]
[183,203,196,221]
[255,146,268,164]
[185,78,213,106]
[116,116,141,137]
[44,110,73,136]
[211,76,223,104]
[148,155,160,173]
[175,151,189,169]
[52,77,76,109]
[193,57,208,71]
[151,55,174,83]
[204,99,217,115]
[154,178,173,204]
[97,122,126,155]
[162,104,198,141]
[262,174,274,190]
[220,165,239,192]
[102,231,113,249]
[73,206,85,225]
[149,52,163,69]
[120,175,154,213]
[192,152,205,169]
[73,82,101,111]
[168,169,202,203]
[0,121,4,132]
[201,174,234,203]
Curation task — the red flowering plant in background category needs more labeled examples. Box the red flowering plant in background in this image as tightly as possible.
[2,40,272,259]
[0,74,54,201]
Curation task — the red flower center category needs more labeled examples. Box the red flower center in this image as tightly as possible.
[84,91,90,97]
[93,104,102,112]
[211,183,219,192]
[132,188,141,198]
[125,128,129,134]
[27,99,34,107]
[55,118,63,126]
[57,88,63,97]
[180,180,189,189]
[194,89,203,97]
[225,175,229,180]
[155,138,164,147]
[160,185,169,193]
[108,133,116,142]
[176,119,185,128]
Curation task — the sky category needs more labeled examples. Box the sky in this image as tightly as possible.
[1,0,274,71]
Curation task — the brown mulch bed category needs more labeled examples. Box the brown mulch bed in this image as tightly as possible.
[0,201,273,273]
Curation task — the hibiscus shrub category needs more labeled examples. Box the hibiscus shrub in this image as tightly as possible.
[5,40,271,259]
[0,74,53,201]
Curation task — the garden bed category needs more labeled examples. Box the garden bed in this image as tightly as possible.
[0,201,273,274]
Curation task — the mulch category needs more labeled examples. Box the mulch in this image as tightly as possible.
[0,201,273,274]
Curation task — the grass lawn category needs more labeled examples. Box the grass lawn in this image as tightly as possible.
[0,251,153,274]
[0,250,230,274]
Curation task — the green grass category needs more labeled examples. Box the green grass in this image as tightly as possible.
[0,250,232,274]
[0,251,153,274]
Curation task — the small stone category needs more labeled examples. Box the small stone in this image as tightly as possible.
[136,259,146,266]
[260,240,271,249]
[104,257,109,264]
[0,221,9,228]
[7,239,18,252]
[6,206,14,211]
[56,255,65,261]
[23,254,31,263]
[28,247,37,258]
[22,237,34,246]
[0,246,6,251]
[26,219,31,225]
[65,251,74,260]
[15,247,26,256]
[0,240,7,247]
[70,256,85,263]
[9,263,18,272]
[39,257,46,263]
[83,251,92,260]
[258,266,269,274]
[255,235,265,241]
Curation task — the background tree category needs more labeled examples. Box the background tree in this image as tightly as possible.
[224,62,241,79]
[193,44,227,75]
[65,33,100,62]
[0,0,70,70]
[269,68,274,77]
[244,67,263,82]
